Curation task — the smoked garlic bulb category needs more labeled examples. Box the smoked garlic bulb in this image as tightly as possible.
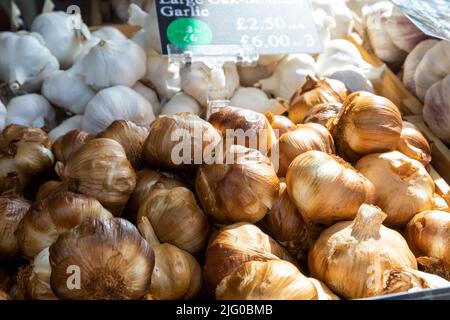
[277,123,335,177]
[49,218,155,300]
[286,151,376,224]
[397,125,431,166]
[332,91,402,162]
[16,192,113,257]
[204,222,294,291]
[56,138,136,216]
[309,204,417,299]
[303,102,342,127]
[289,76,347,124]
[356,151,434,227]
[216,260,318,300]
[35,181,66,201]
[52,130,94,163]
[265,113,296,137]
[196,145,279,224]
[26,248,57,300]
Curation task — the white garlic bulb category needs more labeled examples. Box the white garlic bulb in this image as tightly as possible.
[128,3,161,54]
[6,94,56,129]
[312,8,335,47]
[402,40,439,97]
[48,115,84,142]
[415,40,450,101]
[161,92,202,116]
[31,11,91,69]
[82,86,155,134]
[92,26,127,41]
[181,62,240,106]
[0,101,5,132]
[73,38,146,90]
[323,66,374,93]
[42,70,95,115]
[230,87,287,115]
[133,82,161,116]
[312,0,354,40]
[0,32,59,92]
[257,54,315,100]
[143,51,180,100]
[423,75,450,143]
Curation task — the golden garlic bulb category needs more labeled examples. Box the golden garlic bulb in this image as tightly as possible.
[209,106,277,154]
[265,112,297,137]
[52,130,94,163]
[405,210,450,279]
[196,145,280,224]
[0,196,30,260]
[26,248,57,300]
[277,123,335,177]
[397,125,432,166]
[97,120,149,170]
[308,278,340,300]
[16,192,113,257]
[216,260,318,300]
[286,151,376,224]
[258,182,322,260]
[143,113,222,171]
[303,102,343,128]
[35,180,66,201]
[289,76,347,124]
[49,218,155,300]
[137,186,209,254]
[308,204,417,299]
[355,151,434,227]
[0,125,54,193]
[56,138,137,216]
[332,91,402,162]
[203,222,294,292]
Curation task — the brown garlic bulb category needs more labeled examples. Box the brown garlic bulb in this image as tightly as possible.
[331,91,403,162]
[356,151,434,227]
[405,210,450,280]
[196,145,280,224]
[303,102,343,128]
[26,248,58,300]
[308,204,418,299]
[52,130,94,163]
[277,123,335,177]
[0,196,31,260]
[138,217,202,300]
[35,180,66,201]
[204,222,295,292]
[0,288,11,300]
[216,260,318,300]
[56,138,137,216]
[308,278,340,300]
[16,192,113,257]
[432,194,449,211]
[209,106,277,154]
[289,76,347,124]
[265,112,297,137]
[397,125,432,166]
[125,169,185,223]
[143,113,222,171]
[97,120,149,170]
[49,218,155,300]
[258,182,322,260]
[0,125,54,193]
[286,151,376,225]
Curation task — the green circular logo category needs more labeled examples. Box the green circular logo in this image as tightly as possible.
[167,18,213,49]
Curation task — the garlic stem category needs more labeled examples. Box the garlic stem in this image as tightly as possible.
[138,216,161,247]
[351,204,387,241]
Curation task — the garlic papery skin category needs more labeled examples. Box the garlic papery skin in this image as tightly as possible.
[92,26,127,41]
[181,62,239,106]
[52,130,94,164]
[133,82,161,116]
[48,115,84,143]
[49,217,155,300]
[230,87,287,115]
[312,8,335,46]
[405,210,450,279]
[286,151,376,225]
[128,3,161,54]
[265,113,296,137]
[82,85,155,134]
[35,181,67,201]
[16,192,113,258]
[312,0,354,40]
[303,102,342,128]
[257,54,316,100]
[323,66,374,93]
[42,70,95,115]
[397,126,432,166]
[423,75,450,143]
[237,63,276,87]
[309,278,340,300]
[0,31,59,92]
[73,38,146,90]
[355,151,434,227]
[0,196,30,260]
[160,92,202,116]
[0,101,6,132]
[216,260,318,300]
[26,248,57,300]
[402,39,439,97]
[332,91,402,162]
[143,52,180,100]
[6,94,56,130]
[309,204,417,299]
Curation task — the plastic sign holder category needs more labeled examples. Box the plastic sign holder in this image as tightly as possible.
[167,43,258,118]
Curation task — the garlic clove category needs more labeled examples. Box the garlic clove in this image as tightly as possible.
[423,75,450,143]
[48,115,84,143]
[160,92,203,116]
[397,126,432,166]
[6,94,56,130]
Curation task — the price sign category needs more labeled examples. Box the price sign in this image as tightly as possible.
[153,0,322,55]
